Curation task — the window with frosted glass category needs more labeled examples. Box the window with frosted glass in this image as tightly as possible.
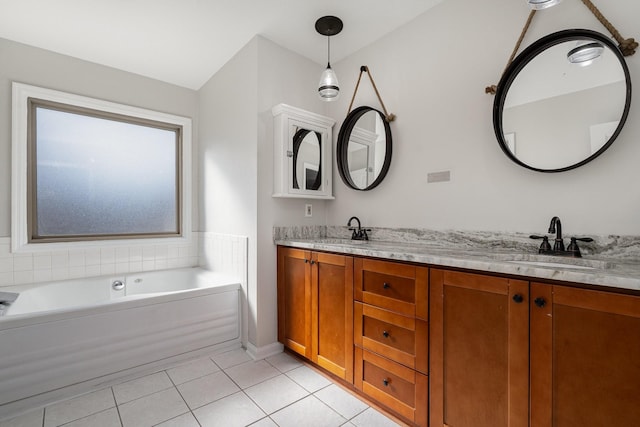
[29,99,181,242]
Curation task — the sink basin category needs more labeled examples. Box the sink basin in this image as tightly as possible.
[495,254,613,270]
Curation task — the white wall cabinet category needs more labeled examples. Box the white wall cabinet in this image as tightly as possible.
[272,104,335,199]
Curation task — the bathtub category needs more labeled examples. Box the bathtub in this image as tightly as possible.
[0,267,241,420]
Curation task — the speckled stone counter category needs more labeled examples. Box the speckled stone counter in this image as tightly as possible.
[274,226,640,292]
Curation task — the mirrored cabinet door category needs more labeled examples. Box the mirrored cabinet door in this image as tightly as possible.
[272,104,335,199]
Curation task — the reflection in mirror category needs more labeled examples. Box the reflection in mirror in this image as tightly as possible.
[494,29,631,172]
[337,106,392,191]
[347,111,387,189]
[292,128,322,191]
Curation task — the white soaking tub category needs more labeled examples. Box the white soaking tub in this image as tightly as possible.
[0,267,241,420]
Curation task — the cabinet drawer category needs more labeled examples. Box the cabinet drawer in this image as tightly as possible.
[355,347,428,426]
[354,302,428,374]
[354,258,428,319]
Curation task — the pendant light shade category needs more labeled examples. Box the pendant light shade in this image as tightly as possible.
[318,65,339,100]
[527,0,562,10]
[567,41,605,66]
[315,16,343,102]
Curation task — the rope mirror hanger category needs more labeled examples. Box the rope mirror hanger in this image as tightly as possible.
[347,66,396,122]
[485,0,638,95]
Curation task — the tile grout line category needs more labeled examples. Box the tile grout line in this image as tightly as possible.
[160,366,203,427]
[110,386,124,427]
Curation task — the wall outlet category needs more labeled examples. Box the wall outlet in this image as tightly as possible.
[305,204,313,217]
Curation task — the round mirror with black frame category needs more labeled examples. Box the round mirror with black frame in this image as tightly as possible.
[337,106,392,190]
[292,128,322,191]
[493,29,632,173]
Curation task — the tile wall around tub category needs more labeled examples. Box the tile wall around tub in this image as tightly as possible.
[0,236,200,288]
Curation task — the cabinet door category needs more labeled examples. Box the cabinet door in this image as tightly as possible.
[277,247,312,358]
[311,252,354,382]
[430,269,529,427]
[530,283,640,427]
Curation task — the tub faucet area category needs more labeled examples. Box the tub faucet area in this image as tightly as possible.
[0,292,19,317]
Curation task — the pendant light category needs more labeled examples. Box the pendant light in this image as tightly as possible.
[567,41,605,66]
[315,16,343,101]
[526,0,562,10]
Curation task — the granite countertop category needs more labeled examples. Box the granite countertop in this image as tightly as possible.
[275,238,640,292]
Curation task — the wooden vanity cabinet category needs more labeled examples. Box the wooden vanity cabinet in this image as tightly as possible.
[279,245,640,426]
[353,258,429,427]
[529,283,640,427]
[431,268,640,427]
[277,246,354,382]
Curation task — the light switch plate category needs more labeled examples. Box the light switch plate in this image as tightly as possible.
[305,204,313,217]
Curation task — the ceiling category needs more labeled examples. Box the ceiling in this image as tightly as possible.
[0,0,444,90]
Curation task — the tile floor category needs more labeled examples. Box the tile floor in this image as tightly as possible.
[0,349,403,427]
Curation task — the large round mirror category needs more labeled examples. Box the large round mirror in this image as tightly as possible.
[494,29,631,172]
[292,128,322,191]
[337,106,392,190]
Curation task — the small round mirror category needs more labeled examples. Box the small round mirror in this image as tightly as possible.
[337,106,392,190]
[494,29,631,172]
[292,128,322,191]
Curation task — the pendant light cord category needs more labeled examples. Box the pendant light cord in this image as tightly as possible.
[485,0,637,95]
[347,66,396,122]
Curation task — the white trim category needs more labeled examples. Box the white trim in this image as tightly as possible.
[245,341,284,360]
[11,82,193,253]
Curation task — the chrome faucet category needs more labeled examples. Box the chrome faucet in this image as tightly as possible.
[347,216,370,241]
[548,216,564,252]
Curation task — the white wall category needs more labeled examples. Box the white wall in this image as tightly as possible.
[199,36,330,349]
[256,37,335,348]
[198,38,259,345]
[326,0,640,237]
[0,38,200,236]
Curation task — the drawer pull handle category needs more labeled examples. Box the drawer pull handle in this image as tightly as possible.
[382,378,390,387]
[383,282,391,289]
[382,330,390,338]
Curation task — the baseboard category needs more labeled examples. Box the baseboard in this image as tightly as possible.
[245,341,284,360]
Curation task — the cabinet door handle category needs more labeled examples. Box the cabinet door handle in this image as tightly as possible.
[534,297,547,308]
[512,294,524,304]
[310,260,316,265]
[304,259,308,263]
[382,378,390,387]
[382,330,390,338]
[383,282,391,289]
